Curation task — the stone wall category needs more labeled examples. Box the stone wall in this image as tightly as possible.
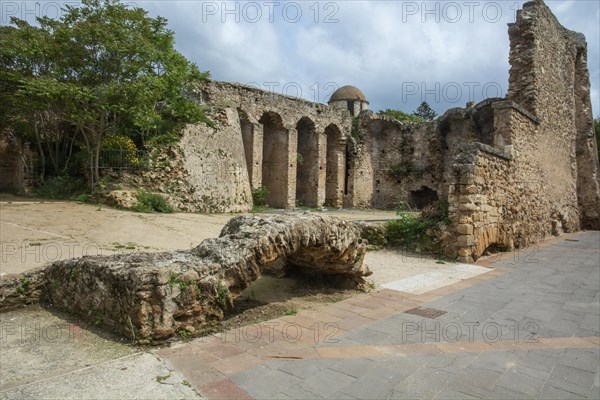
[195,81,353,209]
[507,0,600,230]
[440,0,600,261]
[178,107,253,212]
[352,114,441,210]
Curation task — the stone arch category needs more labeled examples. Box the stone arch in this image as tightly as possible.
[295,117,318,207]
[260,111,288,208]
[325,124,345,207]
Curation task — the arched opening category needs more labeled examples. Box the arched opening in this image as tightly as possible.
[325,124,344,207]
[295,117,318,207]
[238,109,254,187]
[260,112,288,208]
[409,186,438,210]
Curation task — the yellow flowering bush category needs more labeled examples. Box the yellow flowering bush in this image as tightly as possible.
[101,134,140,167]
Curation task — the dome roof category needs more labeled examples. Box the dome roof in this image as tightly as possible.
[329,85,368,103]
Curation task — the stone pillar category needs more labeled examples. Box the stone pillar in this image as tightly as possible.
[250,123,263,189]
[317,131,327,207]
[287,128,298,209]
[332,138,347,208]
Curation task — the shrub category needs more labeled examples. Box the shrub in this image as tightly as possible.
[386,214,430,247]
[34,176,88,200]
[251,187,269,207]
[131,190,173,213]
[378,109,425,123]
[101,133,140,167]
[386,198,450,251]
[146,133,181,147]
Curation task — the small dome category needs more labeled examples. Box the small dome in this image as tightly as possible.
[329,85,368,103]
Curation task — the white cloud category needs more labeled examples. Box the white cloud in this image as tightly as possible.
[140,0,598,115]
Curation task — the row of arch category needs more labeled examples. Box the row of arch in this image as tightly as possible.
[240,110,349,209]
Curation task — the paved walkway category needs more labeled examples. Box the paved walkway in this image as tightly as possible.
[157,232,600,399]
[1,232,598,399]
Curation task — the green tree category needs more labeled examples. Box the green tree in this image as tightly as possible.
[378,109,424,123]
[413,102,437,121]
[3,0,210,188]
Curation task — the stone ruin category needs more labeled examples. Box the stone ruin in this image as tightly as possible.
[1,2,597,262]
[0,0,599,342]
[118,0,596,262]
[0,214,370,343]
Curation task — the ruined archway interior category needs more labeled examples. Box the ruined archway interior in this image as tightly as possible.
[260,112,288,208]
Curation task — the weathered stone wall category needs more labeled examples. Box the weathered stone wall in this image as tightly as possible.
[353,114,441,210]
[110,109,253,214]
[179,107,253,212]
[440,0,600,261]
[507,0,600,230]
[195,81,353,209]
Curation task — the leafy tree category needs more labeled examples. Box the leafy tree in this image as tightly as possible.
[413,102,437,121]
[3,0,210,188]
[378,109,425,123]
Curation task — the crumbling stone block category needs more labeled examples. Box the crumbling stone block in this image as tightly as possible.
[0,214,370,344]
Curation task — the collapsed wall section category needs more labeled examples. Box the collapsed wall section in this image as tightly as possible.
[0,214,370,343]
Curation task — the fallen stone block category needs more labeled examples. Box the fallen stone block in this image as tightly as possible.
[0,214,370,344]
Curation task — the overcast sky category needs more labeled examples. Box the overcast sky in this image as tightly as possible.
[4,1,598,115]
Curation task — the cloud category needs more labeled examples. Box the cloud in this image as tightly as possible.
[139,1,599,115]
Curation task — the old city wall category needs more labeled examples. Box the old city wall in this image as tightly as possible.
[445,105,543,261]
[507,0,600,230]
[191,81,353,210]
[353,115,442,210]
[444,0,600,261]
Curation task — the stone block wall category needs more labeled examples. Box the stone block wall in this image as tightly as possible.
[352,114,441,210]
[195,81,353,210]
[507,0,600,230]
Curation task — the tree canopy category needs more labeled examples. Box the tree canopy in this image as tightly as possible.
[413,102,437,121]
[0,0,210,187]
[378,109,425,123]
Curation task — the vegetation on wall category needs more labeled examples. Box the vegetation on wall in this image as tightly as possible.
[386,197,450,252]
[378,109,424,123]
[251,186,270,212]
[378,102,437,123]
[0,0,211,190]
[350,117,362,143]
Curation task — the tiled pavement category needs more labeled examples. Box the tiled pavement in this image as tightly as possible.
[157,231,600,399]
